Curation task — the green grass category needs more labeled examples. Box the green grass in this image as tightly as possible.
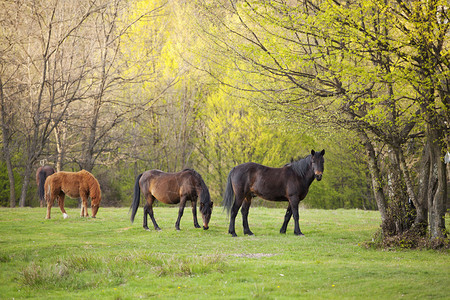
[0,207,448,299]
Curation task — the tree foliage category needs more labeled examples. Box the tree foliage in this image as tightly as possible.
[194,0,449,243]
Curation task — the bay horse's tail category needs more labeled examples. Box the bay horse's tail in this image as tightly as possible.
[38,169,47,203]
[130,173,143,224]
[223,168,235,215]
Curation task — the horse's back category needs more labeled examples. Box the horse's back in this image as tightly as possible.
[231,162,285,181]
[46,170,92,197]
[141,169,201,204]
[36,165,55,184]
[231,162,292,201]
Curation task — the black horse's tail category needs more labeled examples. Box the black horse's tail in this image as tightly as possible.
[38,169,47,202]
[130,173,143,224]
[222,168,235,215]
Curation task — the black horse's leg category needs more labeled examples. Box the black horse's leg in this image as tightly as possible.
[280,205,292,234]
[175,196,187,231]
[228,195,243,237]
[290,197,304,236]
[241,198,254,236]
[191,199,201,228]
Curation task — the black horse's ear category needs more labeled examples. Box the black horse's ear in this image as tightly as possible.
[320,149,325,156]
[311,150,315,155]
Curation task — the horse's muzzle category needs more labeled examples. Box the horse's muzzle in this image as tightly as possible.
[315,173,323,181]
[203,225,209,230]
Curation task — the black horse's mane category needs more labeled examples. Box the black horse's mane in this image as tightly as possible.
[285,155,311,177]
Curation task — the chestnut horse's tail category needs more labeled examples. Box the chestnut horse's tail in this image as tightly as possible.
[223,168,235,215]
[130,173,143,224]
[38,169,47,203]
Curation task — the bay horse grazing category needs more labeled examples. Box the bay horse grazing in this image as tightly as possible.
[44,170,102,219]
[36,165,55,207]
[130,169,213,231]
[223,149,325,237]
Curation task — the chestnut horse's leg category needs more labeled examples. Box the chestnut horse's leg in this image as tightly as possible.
[289,196,304,236]
[58,193,69,219]
[228,193,244,237]
[280,205,292,234]
[191,198,201,228]
[80,193,89,217]
[241,197,254,236]
[175,195,188,231]
[144,195,160,231]
[46,192,55,219]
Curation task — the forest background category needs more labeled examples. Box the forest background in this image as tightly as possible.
[0,0,449,244]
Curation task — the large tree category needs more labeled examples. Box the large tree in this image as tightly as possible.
[196,0,448,242]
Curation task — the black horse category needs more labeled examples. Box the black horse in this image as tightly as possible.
[36,165,56,208]
[130,169,213,231]
[223,149,325,237]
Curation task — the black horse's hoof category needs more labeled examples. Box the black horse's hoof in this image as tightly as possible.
[295,233,305,236]
[195,224,201,229]
[144,227,150,231]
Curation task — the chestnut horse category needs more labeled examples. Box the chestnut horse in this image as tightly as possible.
[223,149,325,237]
[36,165,55,207]
[130,169,213,231]
[44,170,102,219]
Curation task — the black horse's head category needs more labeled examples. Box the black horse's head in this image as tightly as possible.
[200,201,213,230]
[311,149,325,181]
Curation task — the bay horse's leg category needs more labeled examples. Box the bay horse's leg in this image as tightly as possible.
[280,205,292,234]
[289,197,304,236]
[144,195,160,231]
[58,193,69,219]
[228,194,244,237]
[241,197,254,236]
[175,195,188,231]
[191,198,201,228]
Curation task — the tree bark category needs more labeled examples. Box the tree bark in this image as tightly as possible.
[358,130,387,222]
[427,125,447,239]
[0,78,16,207]
[415,142,430,228]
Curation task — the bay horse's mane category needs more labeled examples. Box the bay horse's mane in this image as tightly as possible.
[285,155,312,178]
[182,168,211,206]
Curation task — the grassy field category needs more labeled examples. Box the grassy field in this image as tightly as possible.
[0,206,448,299]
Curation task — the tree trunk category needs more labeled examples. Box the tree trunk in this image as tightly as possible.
[19,162,33,207]
[81,100,100,172]
[358,130,387,222]
[54,123,66,172]
[415,142,430,229]
[427,126,447,239]
[0,78,16,207]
